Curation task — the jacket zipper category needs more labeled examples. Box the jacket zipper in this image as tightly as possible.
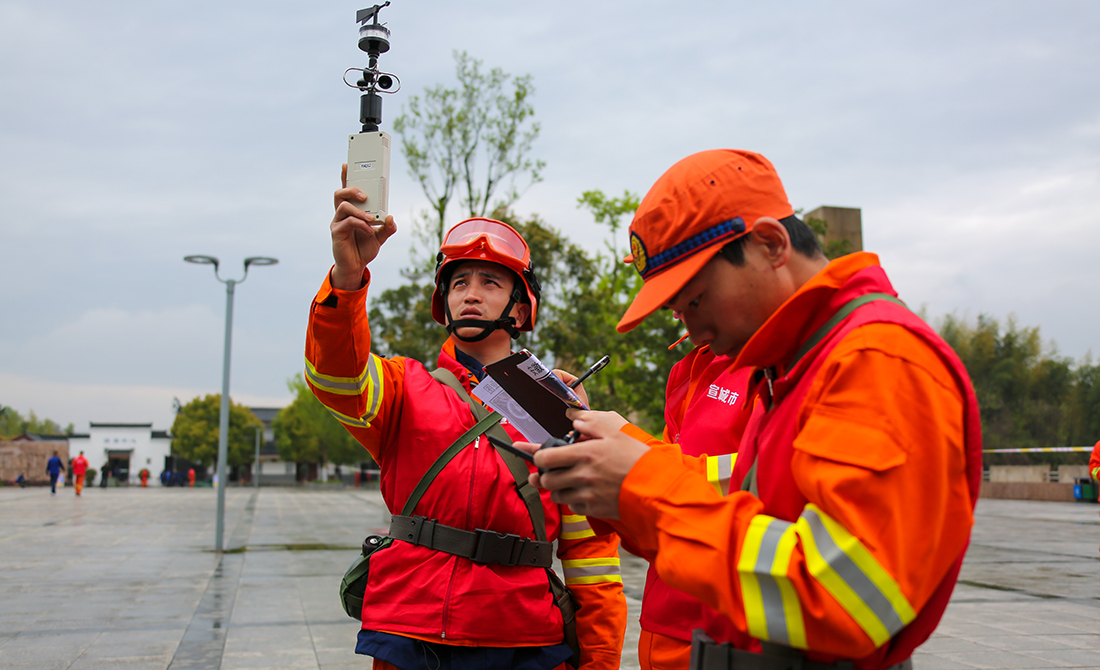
[440,430,481,639]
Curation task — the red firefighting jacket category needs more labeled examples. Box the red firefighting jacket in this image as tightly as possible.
[639,345,750,644]
[304,269,626,668]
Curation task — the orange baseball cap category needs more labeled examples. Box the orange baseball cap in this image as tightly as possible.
[616,149,794,333]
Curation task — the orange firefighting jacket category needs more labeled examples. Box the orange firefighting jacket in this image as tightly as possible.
[305,269,626,668]
[606,253,981,669]
[1090,441,1100,481]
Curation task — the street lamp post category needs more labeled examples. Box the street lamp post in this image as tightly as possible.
[184,254,278,552]
[254,425,261,489]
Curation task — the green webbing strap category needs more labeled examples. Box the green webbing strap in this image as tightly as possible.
[400,408,502,518]
[430,368,548,543]
[788,293,907,370]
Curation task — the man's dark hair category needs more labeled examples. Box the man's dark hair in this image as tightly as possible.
[717,215,823,266]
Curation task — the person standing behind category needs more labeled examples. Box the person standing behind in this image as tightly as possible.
[1090,440,1100,554]
[46,451,64,495]
[72,451,88,496]
[1091,440,1100,484]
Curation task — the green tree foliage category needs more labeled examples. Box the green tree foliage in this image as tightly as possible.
[394,50,545,250]
[169,395,263,467]
[0,405,73,438]
[273,374,367,467]
[937,314,1099,465]
[536,191,685,434]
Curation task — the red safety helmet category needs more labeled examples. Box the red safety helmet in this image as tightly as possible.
[431,218,542,341]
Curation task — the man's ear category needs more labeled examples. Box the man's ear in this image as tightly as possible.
[749,217,792,269]
[513,302,532,329]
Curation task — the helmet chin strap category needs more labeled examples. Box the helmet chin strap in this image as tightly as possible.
[444,289,522,343]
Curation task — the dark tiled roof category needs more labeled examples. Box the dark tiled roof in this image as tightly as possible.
[90,422,153,428]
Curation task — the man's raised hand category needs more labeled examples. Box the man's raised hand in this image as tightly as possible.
[330,163,397,291]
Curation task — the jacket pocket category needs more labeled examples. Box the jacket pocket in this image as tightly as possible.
[792,406,907,472]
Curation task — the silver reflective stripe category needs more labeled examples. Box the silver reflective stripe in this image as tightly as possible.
[305,365,366,393]
[325,406,369,428]
[754,518,795,645]
[563,564,622,580]
[715,453,734,495]
[802,508,906,636]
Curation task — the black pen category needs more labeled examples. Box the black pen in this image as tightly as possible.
[569,355,610,389]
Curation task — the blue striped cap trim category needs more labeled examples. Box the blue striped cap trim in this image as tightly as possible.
[636,217,746,279]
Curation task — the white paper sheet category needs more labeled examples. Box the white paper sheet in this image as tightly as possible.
[471,376,552,444]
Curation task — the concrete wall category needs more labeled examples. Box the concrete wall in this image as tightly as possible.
[1058,465,1091,482]
[989,465,1051,482]
[804,205,863,253]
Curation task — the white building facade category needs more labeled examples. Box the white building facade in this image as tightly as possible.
[68,423,172,486]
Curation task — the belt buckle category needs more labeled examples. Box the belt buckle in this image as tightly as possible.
[473,529,520,566]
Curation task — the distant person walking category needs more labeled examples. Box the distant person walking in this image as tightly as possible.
[46,452,64,495]
[72,451,88,496]
[187,468,195,487]
[15,473,25,488]
[100,463,112,488]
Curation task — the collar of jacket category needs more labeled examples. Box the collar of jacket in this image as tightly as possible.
[437,337,477,390]
[730,252,898,376]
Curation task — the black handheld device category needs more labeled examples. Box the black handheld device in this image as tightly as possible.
[485,432,578,474]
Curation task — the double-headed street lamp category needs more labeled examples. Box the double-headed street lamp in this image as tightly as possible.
[184,254,278,553]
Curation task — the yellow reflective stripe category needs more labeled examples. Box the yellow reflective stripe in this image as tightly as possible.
[562,557,622,585]
[560,514,595,540]
[796,505,915,647]
[1092,466,1099,480]
[737,516,771,641]
[736,515,806,647]
[706,453,737,496]
[305,354,385,428]
[304,356,370,394]
[323,405,371,428]
[772,524,807,648]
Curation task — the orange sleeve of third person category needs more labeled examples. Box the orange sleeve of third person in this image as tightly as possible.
[304,268,409,463]
[608,324,972,659]
[557,511,628,670]
[1090,441,1100,481]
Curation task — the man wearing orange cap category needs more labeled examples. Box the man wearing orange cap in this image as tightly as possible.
[521,150,983,670]
[303,167,626,670]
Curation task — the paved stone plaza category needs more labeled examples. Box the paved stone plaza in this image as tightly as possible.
[0,486,1097,670]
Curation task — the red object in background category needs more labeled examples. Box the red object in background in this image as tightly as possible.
[188,468,196,487]
[140,469,149,487]
[354,472,361,488]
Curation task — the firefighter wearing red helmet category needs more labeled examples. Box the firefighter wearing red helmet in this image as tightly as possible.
[304,167,626,670]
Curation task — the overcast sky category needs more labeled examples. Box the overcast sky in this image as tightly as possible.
[2,0,1098,433]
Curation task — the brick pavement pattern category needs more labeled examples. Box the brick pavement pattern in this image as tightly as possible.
[0,487,1097,669]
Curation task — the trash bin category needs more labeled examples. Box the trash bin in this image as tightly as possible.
[1074,477,1099,503]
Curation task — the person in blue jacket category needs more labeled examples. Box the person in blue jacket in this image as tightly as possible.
[46,451,64,495]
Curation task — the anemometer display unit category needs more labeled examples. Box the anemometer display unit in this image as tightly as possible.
[343,2,400,224]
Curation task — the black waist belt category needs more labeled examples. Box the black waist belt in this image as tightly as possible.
[690,630,913,670]
[389,514,554,568]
